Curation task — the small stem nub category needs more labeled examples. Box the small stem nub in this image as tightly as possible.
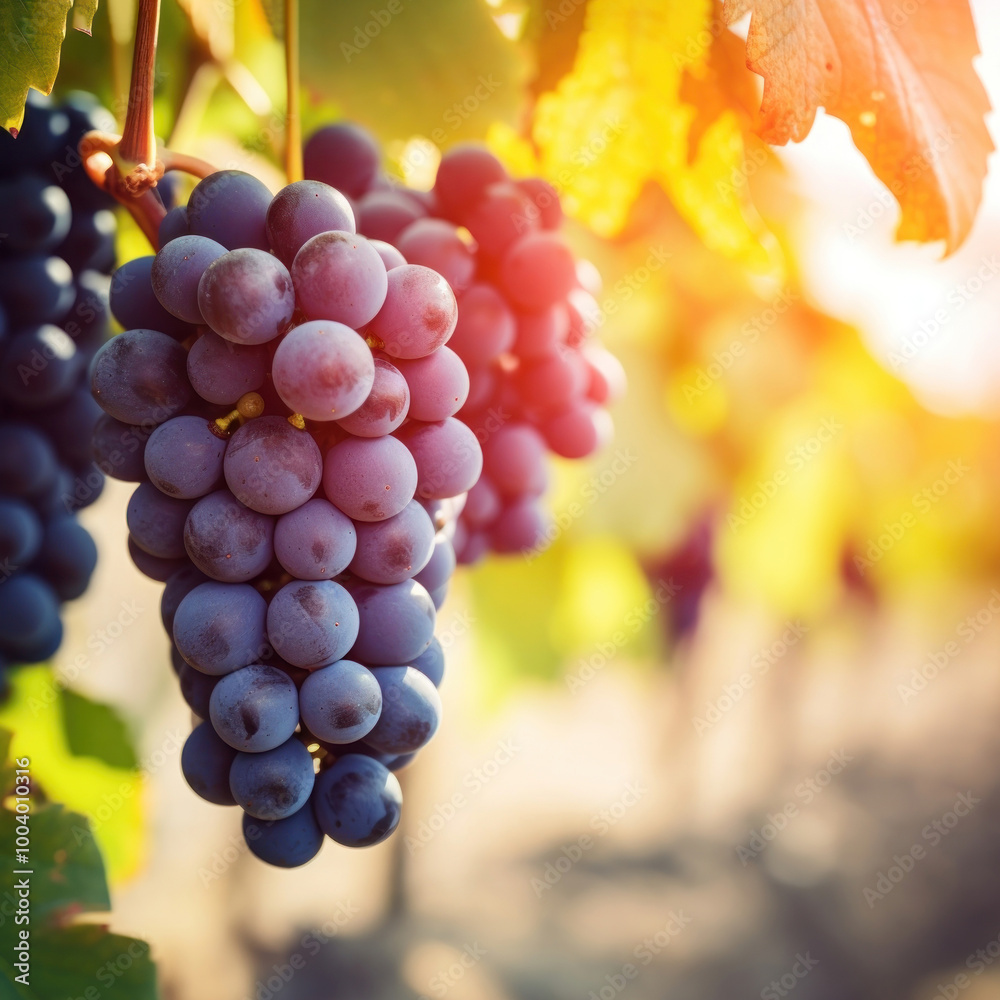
[287,412,307,430]
[213,392,265,436]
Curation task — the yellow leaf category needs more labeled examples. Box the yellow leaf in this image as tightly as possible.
[531,0,776,272]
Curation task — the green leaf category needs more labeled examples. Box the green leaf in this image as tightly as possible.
[298,0,526,145]
[0,0,101,134]
[60,688,138,770]
[0,926,157,1000]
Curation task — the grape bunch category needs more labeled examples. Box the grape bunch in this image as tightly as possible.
[306,125,625,561]
[0,93,117,682]
[92,165,476,867]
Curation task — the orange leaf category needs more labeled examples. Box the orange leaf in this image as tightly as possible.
[723,0,994,252]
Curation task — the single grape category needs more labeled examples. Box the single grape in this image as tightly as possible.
[349,501,435,585]
[395,218,476,293]
[186,330,267,405]
[0,255,75,325]
[127,537,188,582]
[266,579,360,669]
[303,123,381,198]
[413,533,456,595]
[273,498,356,580]
[183,489,275,582]
[109,256,193,341]
[90,328,191,425]
[181,721,238,805]
[65,269,112,353]
[543,401,613,458]
[0,574,62,663]
[92,414,152,482]
[346,579,435,665]
[197,249,295,345]
[392,347,469,422]
[500,232,577,311]
[209,663,299,752]
[517,177,563,229]
[489,498,549,554]
[126,482,193,559]
[229,738,315,820]
[186,170,272,251]
[410,637,445,687]
[298,660,382,743]
[312,754,402,848]
[266,180,356,265]
[483,424,548,498]
[223,416,322,515]
[58,209,115,272]
[32,385,102,468]
[144,415,227,499]
[461,181,538,258]
[461,476,501,528]
[449,284,517,368]
[433,145,507,220]
[178,660,218,719]
[0,176,71,252]
[271,320,375,421]
[151,234,228,324]
[173,582,268,675]
[355,189,426,244]
[33,516,98,600]
[367,264,457,360]
[0,325,80,409]
[159,205,188,246]
[395,418,483,500]
[368,239,407,270]
[335,357,409,437]
[0,499,42,567]
[243,802,324,868]
[0,425,57,498]
[365,666,441,754]
[160,564,210,634]
[512,302,569,359]
[291,231,387,328]
[322,435,417,522]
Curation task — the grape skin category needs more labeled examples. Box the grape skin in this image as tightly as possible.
[183,490,275,583]
[230,738,315,820]
[322,435,417,522]
[365,665,442,755]
[266,579,360,669]
[173,582,268,676]
[312,754,402,848]
[298,660,382,743]
[335,357,410,438]
[144,415,227,499]
[273,498,356,580]
[209,663,300,752]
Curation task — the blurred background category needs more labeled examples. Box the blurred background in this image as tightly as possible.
[6,0,1000,997]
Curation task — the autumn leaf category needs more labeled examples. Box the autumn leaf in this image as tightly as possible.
[723,0,994,252]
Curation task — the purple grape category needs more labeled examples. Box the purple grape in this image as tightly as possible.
[159,205,188,245]
[396,418,482,500]
[462,476,501,527]
[0,255,74,326]
[209,663,299,752]
[178,661,218,718]
[90,329,191,424]
[126,482,193,559]
[367,264,457,360]
[0,325,80,408]
[186,170,272,251]
[229,738,315,819]
[335,357,409,437]
[413,534,456,594]
[266,579,360,669]
[345,579,435,665]
[34,517,98,600]
[462,181,538,258]
[349,500,435,585]
[151,235,228,324]
[266,180,356,266]
[173,582,268,675]
[291,231,388,328]
[127,537,188,582]
[392,346,469,422]
[410,637,444,687]
[312,754,402,848]
[144,415,227,499]
[489,498,549,554]
[365,666,441,754]
[160,564,210,633]
[396,218,476,293]
[513,301,568,359]
[322,435,417,522]
[500,232,577,311]
[92,414,152,482]
[0,424,57,498]
[109,256,193,340]
[483,424,548,498]
[186,330,268,404]
[368,239,407,270]
[182,721,238,805]
[303,123,381,199]
[184,489,274,582]
[273,498,356,579]
[197,249,295,345]
[356,189,426,244]
[243,802,323,867]
[298,660,382,743]
[223,416,322,515]
[518,177,563,229]
[543,401,612,458]
[271,320,375,421]
[433,145,507,220]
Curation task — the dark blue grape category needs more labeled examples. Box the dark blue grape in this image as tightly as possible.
[0,255,75,325]
[229,738,315,819]
[0,176,71,252]
[172,581,268,675]
[0,424,58,498]
[312,754,402,848]
[126,482,193,560]
[178,661,218,718]
[243,802,323,868]
[57,208,115,273]
[183,489,275,582]
[92,414,152,482]
[410,637,444,687]
[345,579,435,665]
[187,171,272,251]
[413,533,455,595]
[109,256,194,341]
[0,498,42,568]
[182,721,238,805]
[34,516,98,600]
[365,666,441,754]
[298,660,382,743]
[265,580,359,669]
[209,663,299,752]
[0,574,62,663]
[0,325,80,408]
[159,206,188,246]
[160,564,210,633]
[127,536,188,582]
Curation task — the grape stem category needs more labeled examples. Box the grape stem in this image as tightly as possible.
[284,0,303,183]
[119,0,160,167]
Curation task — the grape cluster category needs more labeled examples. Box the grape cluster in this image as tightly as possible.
[92,163,475,867]
[324,128,625,561]
[0,93,117,681]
